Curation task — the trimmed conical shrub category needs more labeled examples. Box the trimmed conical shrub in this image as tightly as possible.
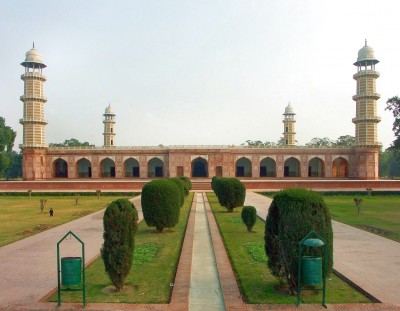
[179,176,192,196]
[265,188,333,294]
[101,199,138,291]
[169,177,185,206]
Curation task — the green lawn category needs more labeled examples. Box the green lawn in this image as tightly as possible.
[207,192,371,304]
[323,195,400,242]
[49,193,193,303]
[0,195,131,247]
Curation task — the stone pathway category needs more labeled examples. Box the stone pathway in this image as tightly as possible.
[1,192,400,310]
[189,193,225,311]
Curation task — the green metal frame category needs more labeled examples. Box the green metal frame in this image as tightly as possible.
[297,230,327,307]
[57,230,86,307]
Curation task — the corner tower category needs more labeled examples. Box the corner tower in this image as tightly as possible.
[352,40,381,147]
[20,44,48,148]
[103,104,116,147]
[283,103,296,146]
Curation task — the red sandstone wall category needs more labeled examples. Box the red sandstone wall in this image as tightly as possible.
[1,179,399,192]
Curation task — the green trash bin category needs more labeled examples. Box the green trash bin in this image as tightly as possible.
[61,257,82,286]
[302,256,322,286]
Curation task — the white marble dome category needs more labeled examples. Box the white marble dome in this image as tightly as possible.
[354,41,379,66]
[105,104,115,115]
[21,47,46,68]
[284,103,295,115]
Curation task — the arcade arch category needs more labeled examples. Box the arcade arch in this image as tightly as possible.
[125,158,140,177]
[308,157,325,177]
[284,157,300,177]
[148,158,164,177]
[332,157,349,177]
[101,158,116,178]
[260,157,276,177]
[53,158,68,178]
[76,158,92,178]
[236,157,252,177]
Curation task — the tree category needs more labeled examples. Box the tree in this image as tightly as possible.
[386,96,400,161]
[265,188,333,294]
[101,199,138,291]
[241,206,257,232]
[4,151,22,179]
[334,135,355,146]
[0,117,17,178]
[379,149,400,178]
[141,180,181,232]
[49,138,92,147]
[306,137,334,147]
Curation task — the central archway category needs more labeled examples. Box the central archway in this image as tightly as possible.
[191,157,208,177]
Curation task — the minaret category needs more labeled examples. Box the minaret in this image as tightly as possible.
[352,40,381,147]
[282,102,296,146]
[20,43,48,148]
[103,104,116,147]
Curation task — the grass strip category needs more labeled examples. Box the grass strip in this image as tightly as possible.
[207,192,371,304]
[322,195,400,242]
[49,192,193,303]
[0,195,127,247]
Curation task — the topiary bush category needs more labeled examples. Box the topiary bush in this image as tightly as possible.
[141,179,181,232]
[169,177,185,206]
[179,176,192,196]
[211,176,225,198]
[101,198,138,291]
[241,205,257,232]
[265,188,333,294]
[216,178,246,213]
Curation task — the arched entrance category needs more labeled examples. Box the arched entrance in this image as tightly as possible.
[236,157,252,177]
[101,158,116,178]
[148,158,164,177]
[125,158,140,177]
[332,157,349,177]
[260,157,276,177]
[192,158,208,177]
[53,158,68,178]
[215,166,223,177]
[76,158,92,178]
[284,157,300,177]
[308,157,325,177]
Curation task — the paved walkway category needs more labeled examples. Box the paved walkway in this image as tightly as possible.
[244,191,400,307]
[189,193,225,311]
[1,192,400,310]
[0,196,143,309]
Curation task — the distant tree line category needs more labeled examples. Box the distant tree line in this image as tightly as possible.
[49,138,93,147]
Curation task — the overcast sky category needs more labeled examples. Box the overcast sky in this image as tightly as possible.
[1,1,399,150]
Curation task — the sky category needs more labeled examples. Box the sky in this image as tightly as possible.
[1,0,399,150]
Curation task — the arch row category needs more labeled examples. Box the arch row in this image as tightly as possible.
[51,156,349,179]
